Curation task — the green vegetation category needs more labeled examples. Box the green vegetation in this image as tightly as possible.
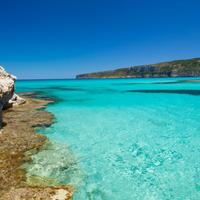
[76,58,200,79]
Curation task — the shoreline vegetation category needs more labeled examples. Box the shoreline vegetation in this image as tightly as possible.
[0,93,73,200]
[76,57,200,79]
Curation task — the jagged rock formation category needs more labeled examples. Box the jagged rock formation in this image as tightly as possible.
[76,57,200,79]
[0,66,25,128]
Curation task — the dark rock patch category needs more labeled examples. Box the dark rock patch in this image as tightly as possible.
[126,89,200,96]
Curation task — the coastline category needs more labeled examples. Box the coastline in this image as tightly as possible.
[76,76,200,80]
[0,93,73,200]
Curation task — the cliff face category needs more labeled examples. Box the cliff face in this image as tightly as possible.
[0,67,25,127]
[76,58,200,79]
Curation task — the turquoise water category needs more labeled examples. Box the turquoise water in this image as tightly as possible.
[16,77,200,200]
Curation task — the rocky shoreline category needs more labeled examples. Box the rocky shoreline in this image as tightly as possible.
[0,94,73,199]
[0,65,73,200]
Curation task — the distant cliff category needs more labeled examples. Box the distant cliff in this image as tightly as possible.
[76,58,200,79]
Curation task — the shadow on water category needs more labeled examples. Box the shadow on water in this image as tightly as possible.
[37,86,86,92]
[19,91,63,104]
[126,89,200,96]
[113,79,200,85]
[44,86,119,94]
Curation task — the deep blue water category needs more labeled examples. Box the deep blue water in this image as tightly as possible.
[16,77,200,200]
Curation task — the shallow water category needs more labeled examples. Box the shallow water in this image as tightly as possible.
[17,77,200,200]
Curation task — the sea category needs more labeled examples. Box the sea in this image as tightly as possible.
[16,77,200,200]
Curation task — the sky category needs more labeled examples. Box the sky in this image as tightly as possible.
[0,0,200,79]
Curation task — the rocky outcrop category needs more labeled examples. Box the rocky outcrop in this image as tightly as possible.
[0,66,25,128]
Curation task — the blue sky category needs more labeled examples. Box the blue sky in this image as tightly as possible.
[0,0,200,79]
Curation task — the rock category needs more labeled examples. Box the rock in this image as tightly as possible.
[0,66,25,128]
[9,93,26,106]
[0,186,73,200]
[0,67,15,107]
[0,96,55,197]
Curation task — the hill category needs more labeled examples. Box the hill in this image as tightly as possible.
[76,58,200,79]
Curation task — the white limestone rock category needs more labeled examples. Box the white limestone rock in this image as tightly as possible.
[0,66,25,127]
[9,93,26,106]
